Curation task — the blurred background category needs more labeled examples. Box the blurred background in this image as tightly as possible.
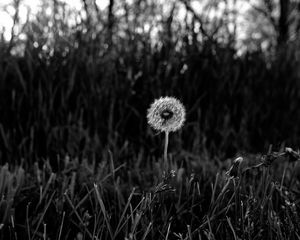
[0,0,300,168]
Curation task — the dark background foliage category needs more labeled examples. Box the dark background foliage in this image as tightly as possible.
[1,0,300,168]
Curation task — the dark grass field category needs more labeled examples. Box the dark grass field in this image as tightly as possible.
[1,0,300,239]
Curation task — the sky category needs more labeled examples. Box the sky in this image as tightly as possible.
[0,0,109,40]
[0,0,251,43]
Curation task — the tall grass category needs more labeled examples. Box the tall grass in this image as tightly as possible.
[0,1,300,167]
[0,28,300,167]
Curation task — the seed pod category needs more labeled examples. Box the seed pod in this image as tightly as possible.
[147,96,186,132]
[226,157,243,178]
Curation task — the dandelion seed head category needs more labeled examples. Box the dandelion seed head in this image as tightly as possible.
[147,96,186,132]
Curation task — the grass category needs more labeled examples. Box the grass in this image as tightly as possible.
[1,1,300,238]
[1,147,300,239]
[1,41,300,238]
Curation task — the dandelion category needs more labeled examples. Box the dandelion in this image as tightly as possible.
[226,157,243,178]
[147,97,185,133]
[147,96,186,169]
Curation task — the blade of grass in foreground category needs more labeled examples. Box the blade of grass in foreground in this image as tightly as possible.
[64,191,93,239]
[32,191,55,240]
[141,222,152,240]
[94,183,114,240]
[113,187,135,238]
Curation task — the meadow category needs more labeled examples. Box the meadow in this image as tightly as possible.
[1,1,300,239]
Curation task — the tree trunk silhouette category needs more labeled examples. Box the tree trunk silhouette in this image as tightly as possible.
[297,2,300,38]
[107,0,115,47]
[277,0,290,46]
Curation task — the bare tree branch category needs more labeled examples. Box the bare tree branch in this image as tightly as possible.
[7,0,21,54]
[249,2,278,31]
[81,0,91,27]
[178,0,217,43]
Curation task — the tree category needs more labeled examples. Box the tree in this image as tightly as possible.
[278,0,290,45]
[248,0,300,49]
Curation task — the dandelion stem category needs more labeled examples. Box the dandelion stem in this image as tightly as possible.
[164,131,169,170]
